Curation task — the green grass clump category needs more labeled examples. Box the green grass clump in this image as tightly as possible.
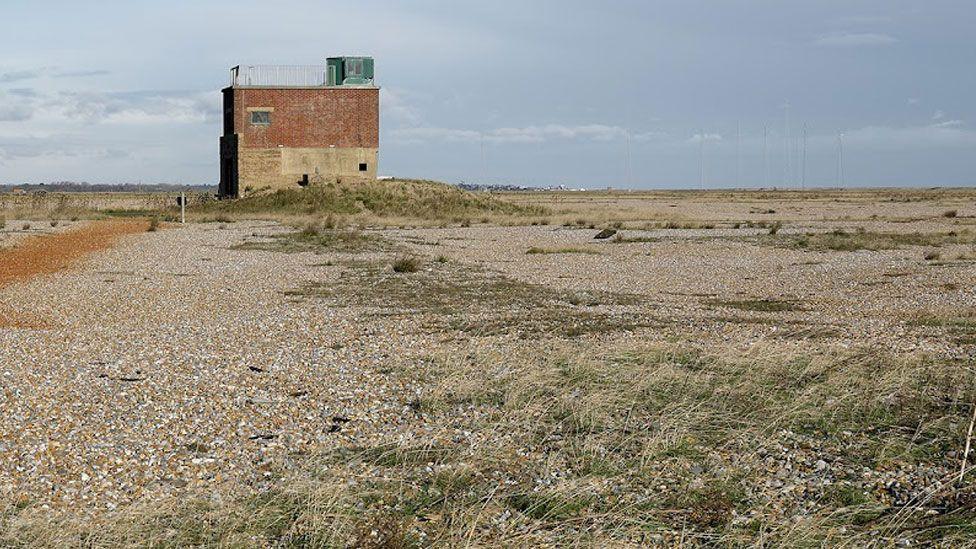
[526,246,600,255]
[708,298,803,312]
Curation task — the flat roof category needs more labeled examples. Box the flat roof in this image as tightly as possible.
[224,85,379,91]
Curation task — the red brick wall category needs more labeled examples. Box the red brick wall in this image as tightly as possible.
[229,87,379,149]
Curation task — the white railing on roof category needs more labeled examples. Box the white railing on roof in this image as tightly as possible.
[230,65,328,87]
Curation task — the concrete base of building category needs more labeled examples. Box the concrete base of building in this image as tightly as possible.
[219,142,378,197]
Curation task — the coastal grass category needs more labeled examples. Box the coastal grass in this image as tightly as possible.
[233,222,385,254]
[194,179,546,225]
[4,342,974,547]
[771,228,976,252]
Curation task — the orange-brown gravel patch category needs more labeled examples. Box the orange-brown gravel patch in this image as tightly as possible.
[0,220,148,289]
[0,220,149,327]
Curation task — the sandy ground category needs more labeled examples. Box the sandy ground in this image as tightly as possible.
[0,200,973,513]
[394,224,976,354]
[1,221,431,509]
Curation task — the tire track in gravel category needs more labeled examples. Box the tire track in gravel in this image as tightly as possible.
[0,219,148,327]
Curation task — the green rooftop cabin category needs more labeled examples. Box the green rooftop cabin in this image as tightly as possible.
[327,56,375,87]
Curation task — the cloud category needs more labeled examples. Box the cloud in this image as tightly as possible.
[0,70,41,84]
[0,133,129,161]
[632,130,669,142]
[833,15,894,26]
[51,69,111,79]
[490,124,628,143]
[0,91,35,122]
[55,90,220,125]
[7,88,39,98]
[932,110,945,120]
[389,123,630,144]
[0,86,220,129]
[0,104,33,122]
[380,88,423,126]
[390,126,481,144]
[0,67,109,84]
[907,98,920,105]
[813,32,898,47]
[688,132,723,143]
[838,121,975,150]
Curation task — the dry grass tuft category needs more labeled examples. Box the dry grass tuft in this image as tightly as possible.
[392,256,422,273]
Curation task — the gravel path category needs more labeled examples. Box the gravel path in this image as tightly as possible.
[1,222,429,510]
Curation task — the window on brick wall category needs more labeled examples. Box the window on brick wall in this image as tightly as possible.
[359,163,368,172]
[250,111,271,126]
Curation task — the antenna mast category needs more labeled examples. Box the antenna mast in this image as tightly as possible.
[784,101,792,187]
[763,125,769,188]
[699,128,705,189]
[836,132,845,187]
[735,121,741,188]
[480,133,487,184]
[801,125,807,190]
[626,130,633,188]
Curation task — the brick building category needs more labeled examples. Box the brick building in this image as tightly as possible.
[219,57,379,198]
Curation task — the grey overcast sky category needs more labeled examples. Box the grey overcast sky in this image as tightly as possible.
[1,0,973,188]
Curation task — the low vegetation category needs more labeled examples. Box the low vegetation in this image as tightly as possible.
[3,188,975,546]
[525,246,600,255]
[772,228,975,252]
[640,220,717,230]
[8,342,974,546]
[909,308,976,345]
[283,255,652,339]
[392,256,422,273]
[707,298,804,312]
[196,179,545,224]
[234,223,384,254]
[609,234,659,244]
